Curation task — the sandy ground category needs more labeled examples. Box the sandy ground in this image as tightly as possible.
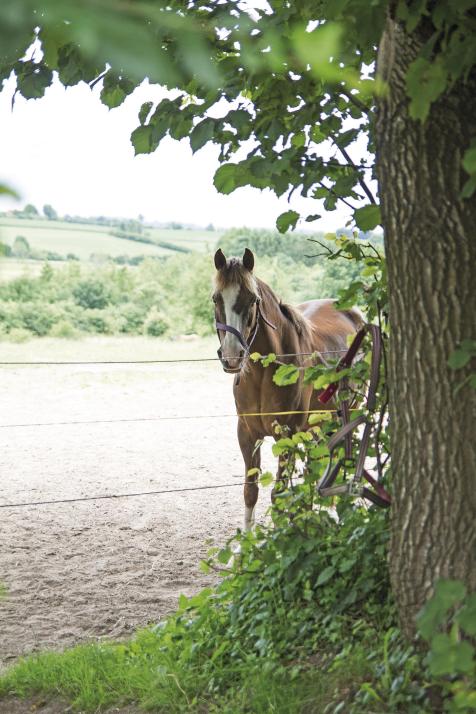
[0,337,275,673]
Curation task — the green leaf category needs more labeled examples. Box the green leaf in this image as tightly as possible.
[260,471,274,487]
[461,174,476,199]
[190,118,215,153]
[199,560,211,574]
[305,214,321,222]
[178,593,189,609]
[313,187,329,200]
[261,353,276,367]
[16,62,53,99]
[217,547,232,564]
[354,204,381,231]
[138,101,153,126]
[0,183,19,198]
[428,634,474,676]
[457,594,476,636]
[417,579,467,641]
[272,438,294,457]
[100,72,135,109]
[291,131,306,148]
[130,125,154,155]
[462,144,476,175]
[316,566,336,586]
[406,57,447,122]
[448,349,471,370]
[214,163,241,194]
[276,210,299,234]
[273,364,300,386]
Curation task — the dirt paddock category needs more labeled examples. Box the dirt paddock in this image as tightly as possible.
[0,337,274,671]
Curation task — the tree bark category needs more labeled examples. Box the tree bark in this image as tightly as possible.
[376,16,476,638]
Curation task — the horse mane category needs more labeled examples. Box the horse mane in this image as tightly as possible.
[278,302,312,337]
[256,278,313,340]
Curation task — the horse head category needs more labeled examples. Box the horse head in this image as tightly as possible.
[213,248,261,373]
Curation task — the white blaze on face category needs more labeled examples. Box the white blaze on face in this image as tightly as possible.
[221,284,244,360]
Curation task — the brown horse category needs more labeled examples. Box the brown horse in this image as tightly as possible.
[213,248,363,529]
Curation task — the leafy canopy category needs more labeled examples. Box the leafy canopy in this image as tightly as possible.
[1,0,476,219]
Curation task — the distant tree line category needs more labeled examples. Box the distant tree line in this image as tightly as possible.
[0,229,368,341]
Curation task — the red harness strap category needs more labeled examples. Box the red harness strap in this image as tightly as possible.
[317,324,391,508]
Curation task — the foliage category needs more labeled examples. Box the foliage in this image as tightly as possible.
[42,204,57,220]
[22,204,38,216]
[1,2,475,219]
[72,278,110,310]
[12,235,30,258]
[0,236,368,339]
[416,581,476,712]
[448,339,476,394]
[0,504,394,713]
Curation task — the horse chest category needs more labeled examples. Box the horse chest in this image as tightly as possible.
[233,369,310,437]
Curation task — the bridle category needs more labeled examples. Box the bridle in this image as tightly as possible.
[215,295,276,373]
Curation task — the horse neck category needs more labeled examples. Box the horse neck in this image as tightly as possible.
[252,279,292,357]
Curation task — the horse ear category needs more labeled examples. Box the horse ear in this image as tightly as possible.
[214,249,226,270]
[242,248,254,272]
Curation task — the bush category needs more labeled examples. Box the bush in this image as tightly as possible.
[18,303,59,336]
[12,235,30,257]
[73,309,114,334]
[115,303,148,333]
[73,279,110,309]
[49,320,79,339]
[5,327,31,343]
[144,308,168,336]
[0,241,11,256]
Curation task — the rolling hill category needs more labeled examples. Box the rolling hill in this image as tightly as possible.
[0,217,220,262]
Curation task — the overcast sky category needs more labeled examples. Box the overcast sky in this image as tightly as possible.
[0,75,353,230]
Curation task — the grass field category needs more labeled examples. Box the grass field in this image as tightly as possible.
[0,217,221,262]
[148,226,218,253]
[0,258,69,282]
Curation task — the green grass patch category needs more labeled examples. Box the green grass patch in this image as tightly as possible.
[0,505,398,713]
[1,493,462,713]
[0,631,374,713]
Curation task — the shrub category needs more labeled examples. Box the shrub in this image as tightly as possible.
[73,279,110,309]
[115,303,148,333]
[73,309,114,334]
[49,320,79,339]
[12,236,30,257]
[18,303,59,336]
[5,327,31,343]
[144,308,168,336]
[0,241,11,256]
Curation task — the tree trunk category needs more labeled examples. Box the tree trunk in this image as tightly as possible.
[375,16,476,638]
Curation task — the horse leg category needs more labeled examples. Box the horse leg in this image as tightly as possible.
[237,420,261,530]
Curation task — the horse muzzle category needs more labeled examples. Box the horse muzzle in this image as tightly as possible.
[217,347,246,373]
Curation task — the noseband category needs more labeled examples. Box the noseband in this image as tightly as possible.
[215,297,276,373]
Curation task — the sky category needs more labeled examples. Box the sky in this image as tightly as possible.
[0,74,354,230]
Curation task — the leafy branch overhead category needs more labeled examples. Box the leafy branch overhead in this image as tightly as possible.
[1,0,476,216]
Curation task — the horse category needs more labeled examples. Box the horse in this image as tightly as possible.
[213,247,364,530]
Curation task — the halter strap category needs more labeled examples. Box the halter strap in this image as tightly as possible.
[215,299,276,356]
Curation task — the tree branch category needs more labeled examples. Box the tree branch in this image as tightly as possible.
[339,90,372,115]
[319,181,357,211]
[336,145,377,205]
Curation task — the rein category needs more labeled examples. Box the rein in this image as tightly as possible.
[215,298,276,372]
[317,324,391,509]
